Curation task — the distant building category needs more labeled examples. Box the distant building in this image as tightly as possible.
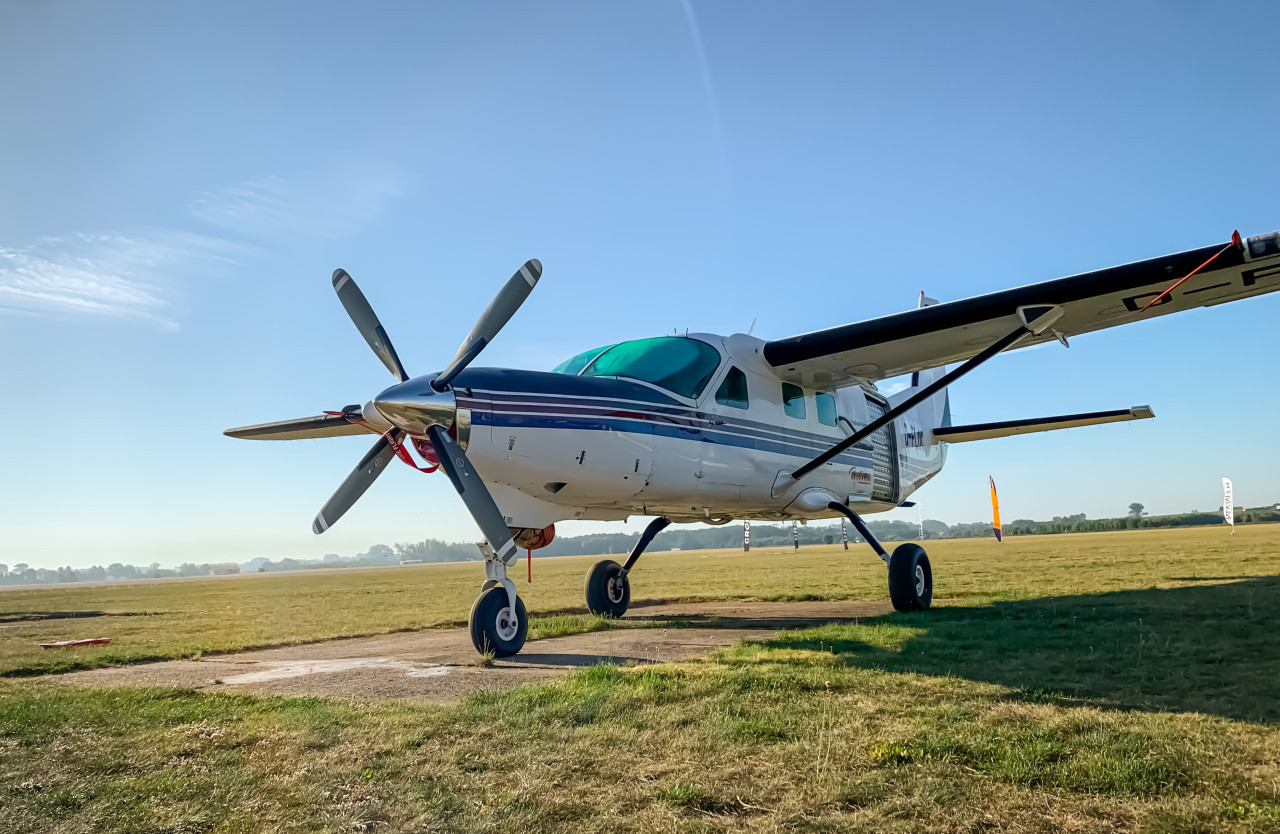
[208,564,240,575]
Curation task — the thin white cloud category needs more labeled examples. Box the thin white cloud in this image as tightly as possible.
[188,161,404,240]
[2,160,404,328]
[0,232,232,329]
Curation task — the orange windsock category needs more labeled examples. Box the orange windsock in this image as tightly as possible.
[989,476,1002,542]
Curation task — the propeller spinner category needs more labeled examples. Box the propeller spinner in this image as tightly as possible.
[312,260,543,563]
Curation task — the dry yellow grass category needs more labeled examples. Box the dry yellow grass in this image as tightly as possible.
[2,525,1275,675]
[1,525,1278,832]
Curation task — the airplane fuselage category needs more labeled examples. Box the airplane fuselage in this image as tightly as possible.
[360,333,949,531]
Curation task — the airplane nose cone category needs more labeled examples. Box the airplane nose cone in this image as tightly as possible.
[372,375,456,436]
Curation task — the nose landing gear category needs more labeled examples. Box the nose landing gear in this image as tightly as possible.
[470,586,529,656]
[469,540,530,656]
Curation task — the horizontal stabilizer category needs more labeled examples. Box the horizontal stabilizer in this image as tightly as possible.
[224,413,373,441]
[932,406,1154,444]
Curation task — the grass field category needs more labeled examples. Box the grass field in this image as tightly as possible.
[2,525,1278,832]
[1,525,1274,677]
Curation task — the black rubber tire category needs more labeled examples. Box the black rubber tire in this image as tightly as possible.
[888,543,933,612]
[584,559,630,617]
[468,586,528,657]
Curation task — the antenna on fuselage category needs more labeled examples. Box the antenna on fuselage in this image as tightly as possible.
[747,318,757,336]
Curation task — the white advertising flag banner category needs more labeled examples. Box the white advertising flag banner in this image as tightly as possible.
[1223,477,1234,532]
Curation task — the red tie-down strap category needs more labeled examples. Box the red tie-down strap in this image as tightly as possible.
[389,434,440,474]
[324,413,440,474]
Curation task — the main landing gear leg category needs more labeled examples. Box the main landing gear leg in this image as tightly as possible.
[469,541,528,657]
[585,516,671,618]
[827,501,932,612]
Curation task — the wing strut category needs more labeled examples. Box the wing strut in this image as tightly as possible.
[790,322,1032,481]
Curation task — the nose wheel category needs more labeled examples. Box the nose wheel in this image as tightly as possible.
[469,586,529,657]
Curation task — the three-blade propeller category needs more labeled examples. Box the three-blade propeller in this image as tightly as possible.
[312,260,542,564]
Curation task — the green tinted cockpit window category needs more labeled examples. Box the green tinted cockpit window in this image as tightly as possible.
[552,345,616,376]
[715,367,749,409]
[576,337,721,399]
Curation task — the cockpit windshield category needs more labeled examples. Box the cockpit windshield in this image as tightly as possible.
[551,336,722,399]
[551,345,616,377]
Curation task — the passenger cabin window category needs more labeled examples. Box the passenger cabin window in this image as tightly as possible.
[714,367,749,409]
[815,392,837,427]
[555,336,721,399]
[782,383,806,420]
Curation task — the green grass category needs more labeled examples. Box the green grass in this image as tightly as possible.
[1,525,1278,831]
[2,524,1276,676]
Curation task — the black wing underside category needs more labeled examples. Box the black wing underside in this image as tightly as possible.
[764,231,1280,386]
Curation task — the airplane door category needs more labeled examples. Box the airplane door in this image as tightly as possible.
[694,364,755,507]
[862,393,899,503]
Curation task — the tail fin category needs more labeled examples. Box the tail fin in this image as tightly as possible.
[911,291,952,427]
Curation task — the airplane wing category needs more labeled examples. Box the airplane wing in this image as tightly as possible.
[764,230,1280,386]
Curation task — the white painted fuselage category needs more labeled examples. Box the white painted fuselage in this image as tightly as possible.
[427,333,949,530]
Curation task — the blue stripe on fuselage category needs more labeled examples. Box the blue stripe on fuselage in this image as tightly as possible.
[453,367,882,467]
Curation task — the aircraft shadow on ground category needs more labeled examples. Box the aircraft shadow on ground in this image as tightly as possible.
[756,576,1280,724]
[0,610,111,623]
[506,653,659,668]
[639,613,868,630]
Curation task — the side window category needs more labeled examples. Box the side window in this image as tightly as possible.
[815,392,837,427]
[714,366,750,409]
[781,383,806,420]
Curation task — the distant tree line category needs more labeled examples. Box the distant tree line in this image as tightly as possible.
[4,503,1274,585]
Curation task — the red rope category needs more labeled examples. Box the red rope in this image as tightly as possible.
[1139,240,1235,313]
[387,433,439,473]
[527,549,532,583]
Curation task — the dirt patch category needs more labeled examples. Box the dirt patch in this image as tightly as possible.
[47,599,890,701]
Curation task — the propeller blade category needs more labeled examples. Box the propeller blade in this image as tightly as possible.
[434,259,541,390]
[312,429,402,534]
[331,269,410,382]
[425,425,518,561]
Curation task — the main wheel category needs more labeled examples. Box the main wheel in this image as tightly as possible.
[585,559,630,617]
[469,586,528,657]
[888,543,932,612]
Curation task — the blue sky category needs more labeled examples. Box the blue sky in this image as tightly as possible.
[3,1,1278,569]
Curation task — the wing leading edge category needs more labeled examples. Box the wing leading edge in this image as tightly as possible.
[764,230,1280,386]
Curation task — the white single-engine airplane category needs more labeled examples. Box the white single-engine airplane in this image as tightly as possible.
[227,229,1280,657]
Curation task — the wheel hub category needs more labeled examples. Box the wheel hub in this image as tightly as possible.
[607,576,625,603]
[915,564,926,596]
[494,606,519,641]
